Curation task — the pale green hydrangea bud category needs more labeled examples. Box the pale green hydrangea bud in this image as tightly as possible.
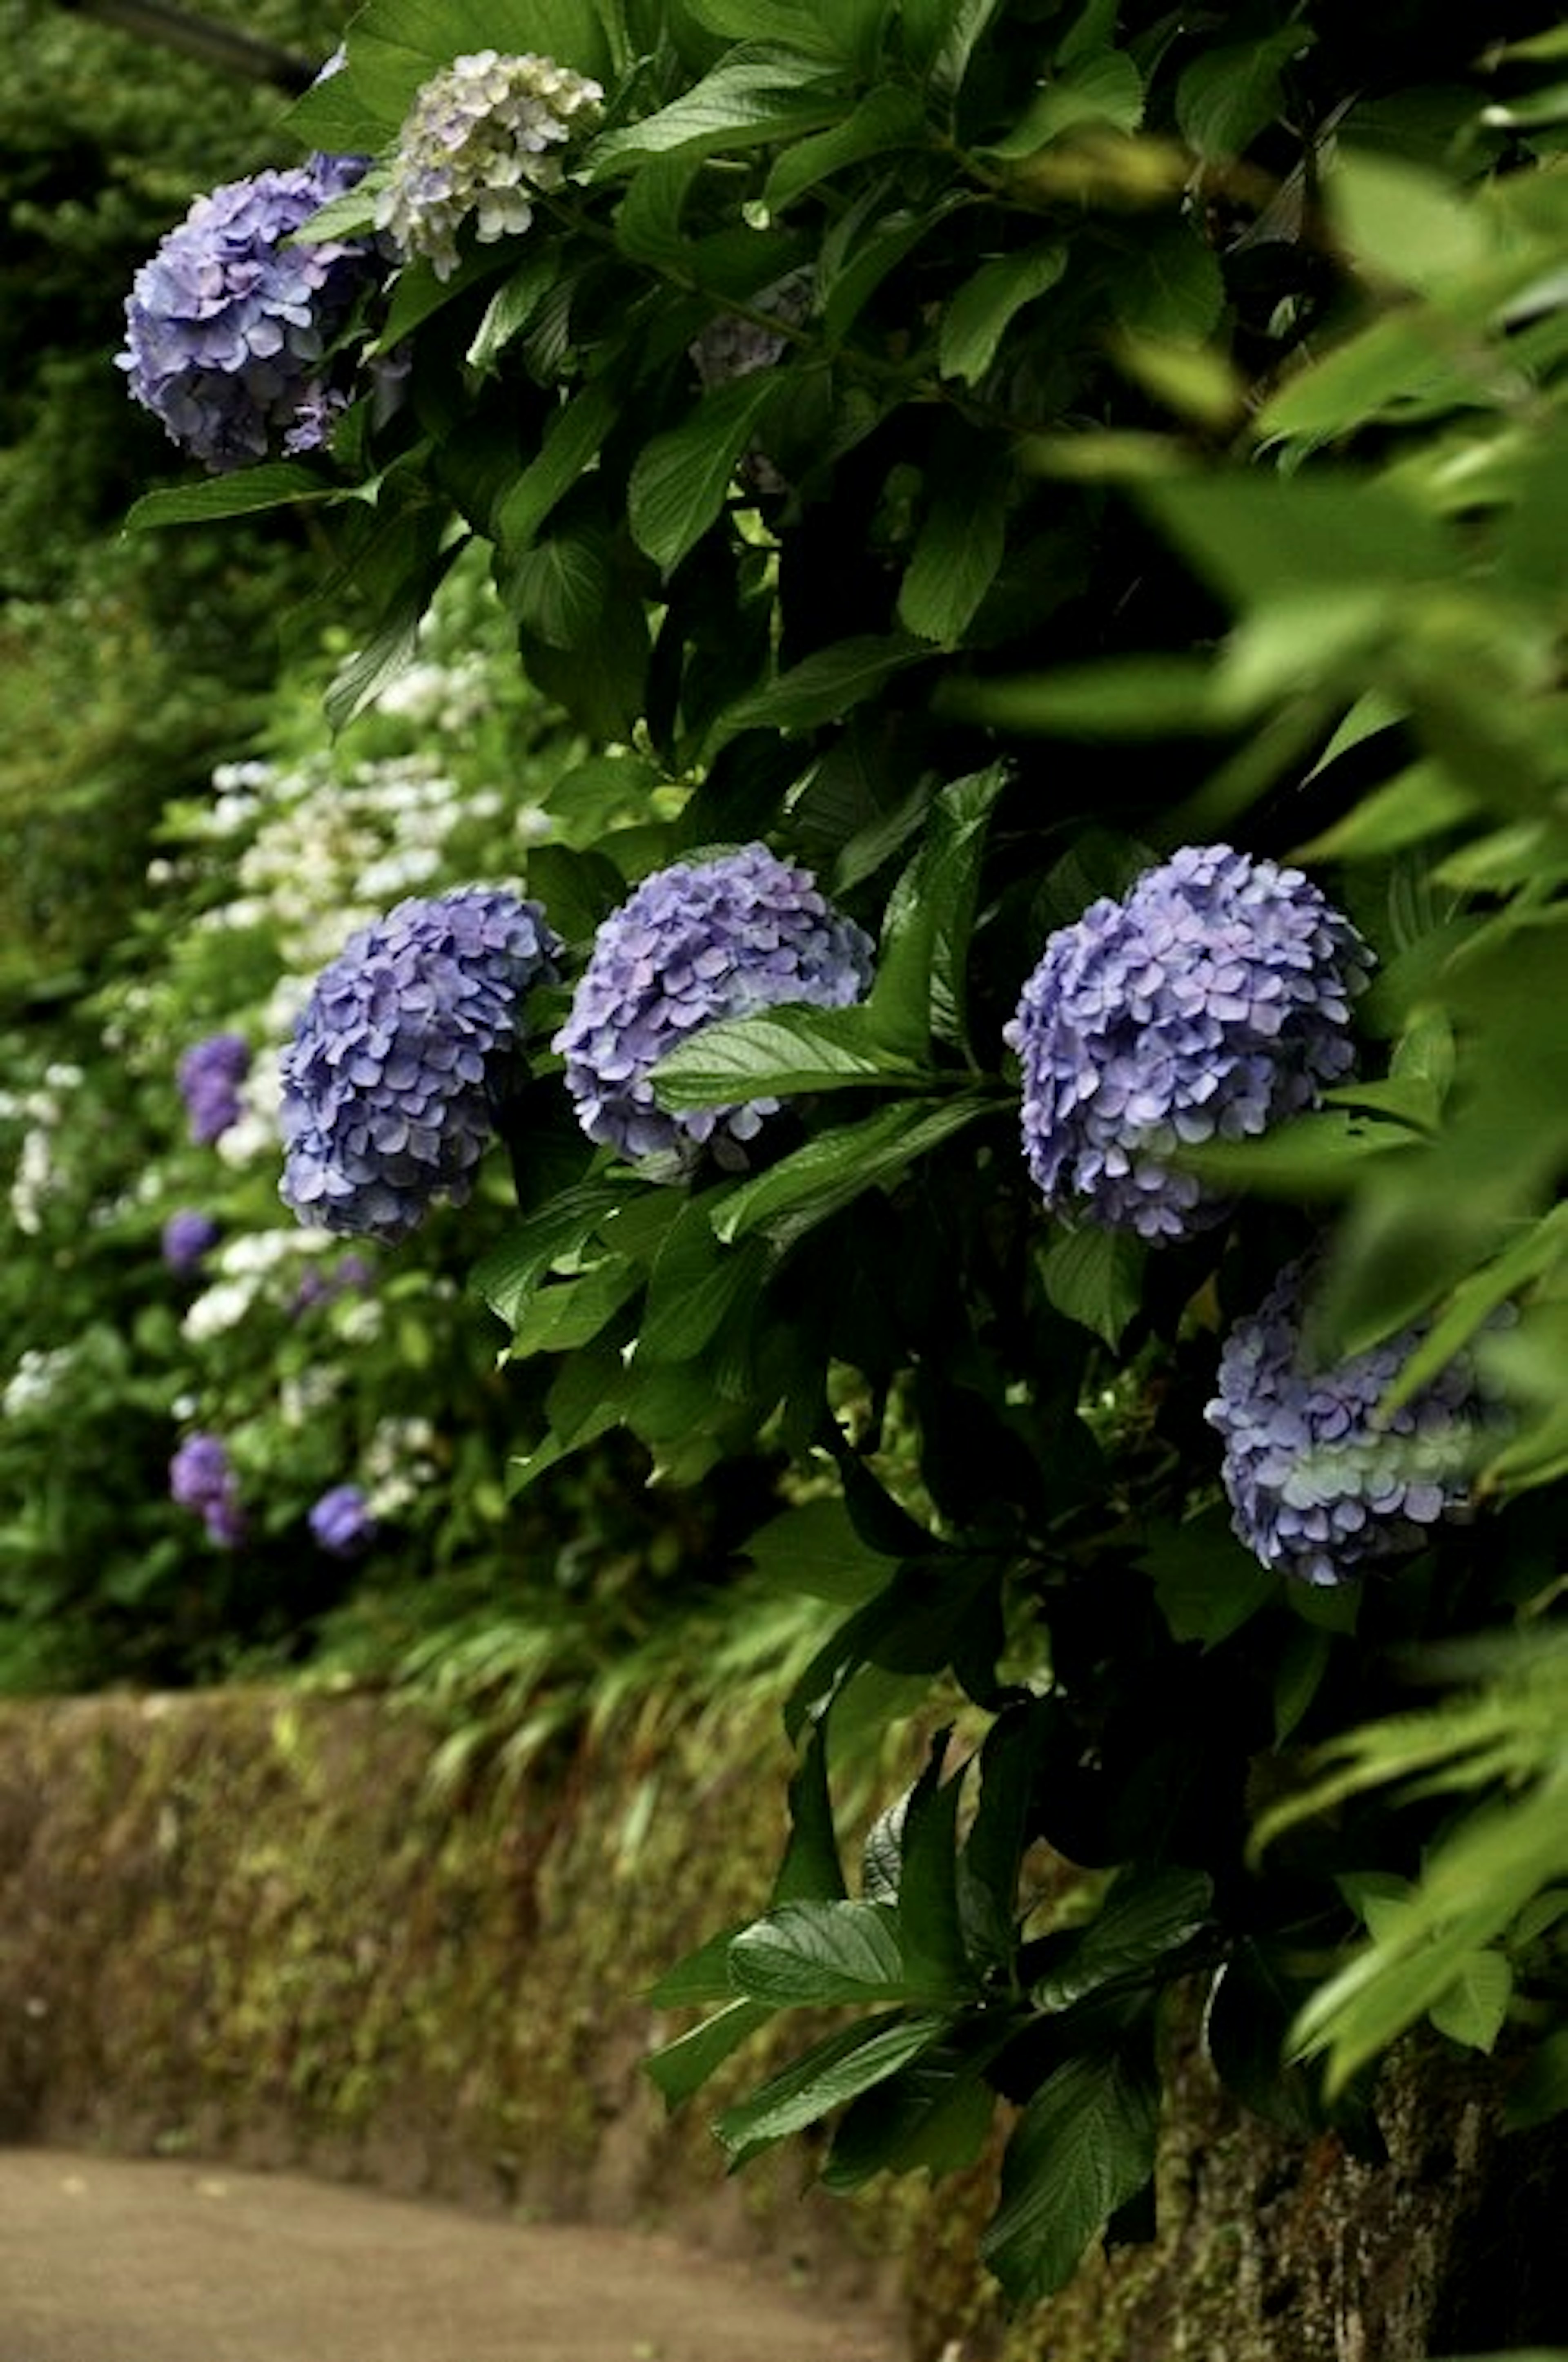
[375,50,604,281]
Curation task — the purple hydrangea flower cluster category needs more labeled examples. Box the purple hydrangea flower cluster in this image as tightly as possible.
[291,1251,375,1316]
[177,1032,252,1146]
[374,51,603,281]
[309,1482,377,1558]
[169,1432,247,1548]
[554,843,876,1169]
[120,154,379,472]
[279,886,561,1243]
[1005,844,1372,1242]
[161,1209,221,1274]
[1206,1262,1485,1587]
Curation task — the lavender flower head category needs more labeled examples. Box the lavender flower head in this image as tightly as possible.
[169,1431,247,1549]
[1005,844,1372,1243]
[1206,1262,1487,1587]
[178,1031,252,1146]
[554,843,876,1170]
[374,51,603,281]
[279,885,561,1242]
[120,155,381,472]
[161,1209,220,1274]
[309,1481,377,1558]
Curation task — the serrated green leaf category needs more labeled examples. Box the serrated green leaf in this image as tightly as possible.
[1175,29,1314,161]
[495,376,624,557]
[1031,1865,1212,2012]
[773,1722,850,1905]
[1426,1948,1512,2052]
[898,455,1011,646]
[586,49,847,175]
[743,1497,897,1604]
[981,2045,1160,2306]
[713,1094,998,1251]
[822,2037,999,2189]
[473,1179,641,1332]
[717,2011,945,2155]
[708,631,929,749]
[125,464,341,530]
[939,242,1068,384]
[1037,1225,1145,1349]
[728,1898,909,2004]
[1140,1510,1278,1648]
[645,1996,776,2107]
[764,83,927,213]
[868,761,1008,1055]
[628,373,783,571]
[639,1211,766,1361]
[506,1256,642,1354]
[651,1004,930,1109]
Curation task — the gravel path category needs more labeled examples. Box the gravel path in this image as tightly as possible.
[0,2150,904,2362]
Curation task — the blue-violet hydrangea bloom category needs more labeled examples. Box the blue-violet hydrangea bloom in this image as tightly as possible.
[161,1209,221,1274]
[374,52,603,281]
[169,1431,247,1549]
[278,885,561,1243]
[178,1031,252,1146]
[120,154,379,471]
[554,843,876,1170]
[309,1482,377,1558]
[1206,1261,1487,1587]
[1005,843,1372,1242]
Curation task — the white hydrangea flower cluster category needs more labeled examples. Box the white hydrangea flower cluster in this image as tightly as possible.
[375,51,604,281]
[363,1413,441,1518]
[2,1345,79,1419]
[3,1068,85,1236]
[180,1224,341,1340]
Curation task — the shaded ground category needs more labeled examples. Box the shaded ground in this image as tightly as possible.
[0,2150,904,2362]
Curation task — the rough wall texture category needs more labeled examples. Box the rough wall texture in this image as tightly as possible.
[2,1688,1565,2360]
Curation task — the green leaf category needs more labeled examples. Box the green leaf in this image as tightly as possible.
[728,1898,909,2004]
[1293,761,1478,862]
[716,2011,945,2156]
[473,1179,641,1332]
[985,48,1144,152]
[644,1996,776,2107]
[713,1094,999,1251]
[1326,152,1491,296]
[1175,30,1314,161]
[501,526,610,649]
[981,2045,1160,2306]
[1107,217,1225,343]
[628,373,784,572]
[495,376,624,556]
[823,2036,999,2189]
[125,464,341,530]
[707,631,929,749]
[763,84,927,213]
[788,1552,1006,1740]
[506,1256,641,1354]
[950,653,1226,738]
[1136,472,1448,610]
[898,453,1011,646]
[958,1700,1058,1972]
[586,48,847,175]
[639,1211,767,1360]
[1037,1225,1145,1349]
[939,242,1068,385]
[743,1497,897,1604]
[773,1721,850,1905]
[866,763,1007,1055]
[1139,1510,1278,1647]
[651,1004,931,1109]
[1031,1865,1212,2012]
[1426,1948,1512,2053]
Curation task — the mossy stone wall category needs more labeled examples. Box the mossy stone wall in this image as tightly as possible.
[2,1686,1564,2359]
